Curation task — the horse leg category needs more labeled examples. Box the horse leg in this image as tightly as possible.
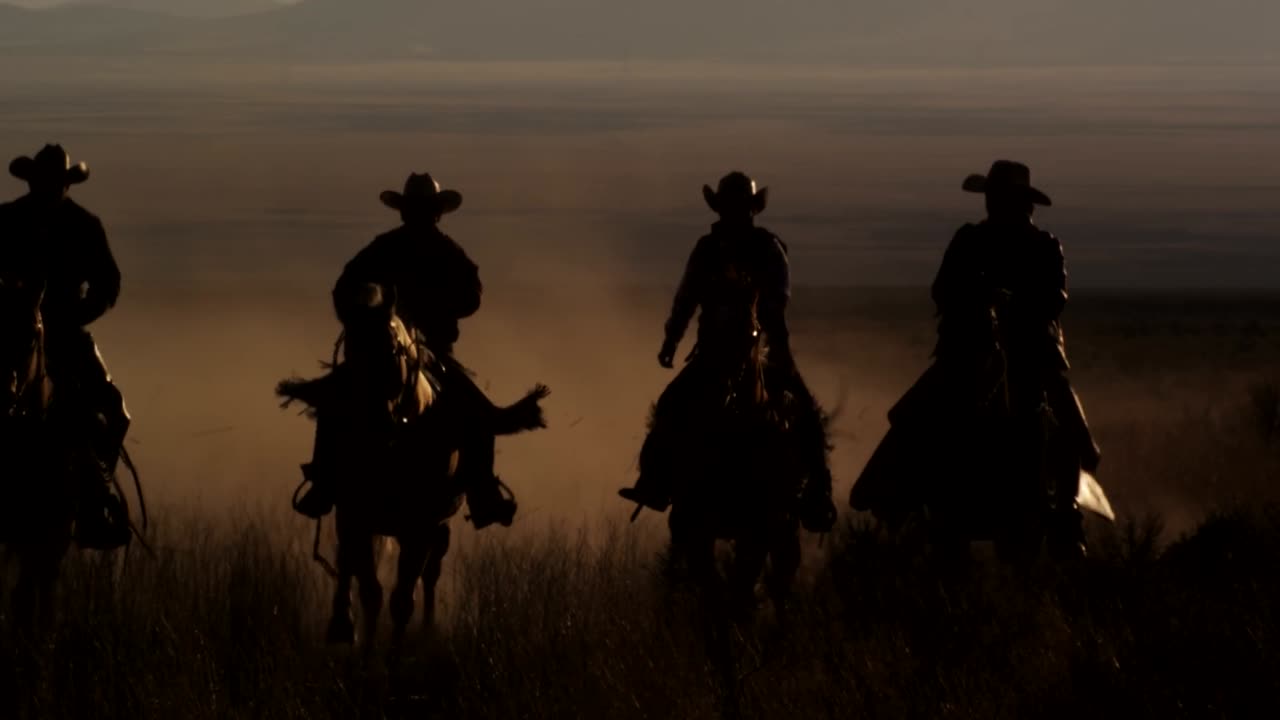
[419,523,451,633]
[13,536,70,639]
[764,525,802,627]
[727,534,767,625]
[353,539,383,654]
[327,515,376,646]
[326,533,360,645]
[927,516,972,583]
[388,536,429,664]
[667,507,717,590]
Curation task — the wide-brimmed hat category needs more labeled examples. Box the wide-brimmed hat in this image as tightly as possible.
[962,160,1051,206]
[9,144,89,186]
[379,172,462,214]
[703,171,768,215]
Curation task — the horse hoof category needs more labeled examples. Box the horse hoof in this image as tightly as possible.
[326,616,356,645]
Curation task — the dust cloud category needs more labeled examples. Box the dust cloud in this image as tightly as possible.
[4,59,1280,533]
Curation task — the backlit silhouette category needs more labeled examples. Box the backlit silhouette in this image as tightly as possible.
[851,161,1112,563]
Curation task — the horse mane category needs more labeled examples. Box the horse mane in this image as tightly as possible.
[276,371,338,420]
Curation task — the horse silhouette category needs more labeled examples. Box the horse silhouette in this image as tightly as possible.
[0,273,147,635]
[852,294,1114,565]
[655,292,815,620]
[276,283,549,659]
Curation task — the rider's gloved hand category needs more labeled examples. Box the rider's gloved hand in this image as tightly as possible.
[658,339,678,369]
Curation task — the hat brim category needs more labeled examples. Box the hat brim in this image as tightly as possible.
[962,174,1051,206]
[703,184,769,215]
[380,188,462,213]
[9,156,90,186]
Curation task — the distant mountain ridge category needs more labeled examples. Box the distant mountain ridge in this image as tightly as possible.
[1,0,1277,64]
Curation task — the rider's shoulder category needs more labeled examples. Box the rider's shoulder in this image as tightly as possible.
[1030,225,1063,253]
[753,226,788,256]
[372,225,408,244]
[693,232,719,252]
[62,199,103,227]
[949,222,984,247]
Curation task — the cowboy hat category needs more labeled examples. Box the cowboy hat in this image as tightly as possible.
[703,171,768,216]
[962,160,1051,206]
[9,144,89,186]
[379,172,462,214]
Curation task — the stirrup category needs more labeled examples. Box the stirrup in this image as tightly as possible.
[465,477,518,529]
[618,487,670,513]
[292,465,334,518]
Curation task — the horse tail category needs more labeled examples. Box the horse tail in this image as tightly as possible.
[491,384,551,435]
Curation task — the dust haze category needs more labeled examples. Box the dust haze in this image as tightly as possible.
[4,59,1280,534]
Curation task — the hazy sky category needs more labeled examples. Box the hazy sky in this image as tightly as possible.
[2,3,1277,518]
[2,1,1277,64]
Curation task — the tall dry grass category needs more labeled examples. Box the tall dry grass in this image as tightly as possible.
[2,387,1280,719]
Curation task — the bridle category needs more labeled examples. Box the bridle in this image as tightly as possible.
[4,313,48,421]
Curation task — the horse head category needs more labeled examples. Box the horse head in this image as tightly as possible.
[0,274,48,418]
[340,283,432,424]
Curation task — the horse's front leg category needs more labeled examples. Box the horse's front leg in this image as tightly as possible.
[667,505,718,589]
[327,511,376,646]
[326,541,357,646]
[727,533,768,625]
[12,535,70,639]
[354,541,383,655]
[388,535,429,663]
[420,523,451,632]
[764,522,802,627]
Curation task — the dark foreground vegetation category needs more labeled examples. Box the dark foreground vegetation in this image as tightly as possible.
[5,381,1280,719]
[1,500,1277,720]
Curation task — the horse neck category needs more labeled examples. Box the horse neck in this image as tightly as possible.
[388,320,434,422]
[12,319,50,417]
[721,294,769,410]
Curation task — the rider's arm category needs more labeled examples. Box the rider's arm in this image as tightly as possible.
[332,236,395,325]
[1037,231,1068,320]
[663,236,712,347]
[76,214,121,325]
[931,225,980,315]
[757,234,792,355]
[438,235,482,320]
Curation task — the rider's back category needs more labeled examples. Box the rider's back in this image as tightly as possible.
[932,220,1067,370]
[333,224,482,351]
[0,195,118,330]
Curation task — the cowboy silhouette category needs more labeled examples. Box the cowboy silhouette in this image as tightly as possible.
[294,172,518,529]
[619,171,837,532]
[852,160,1100,555]
[0,144,132,549]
